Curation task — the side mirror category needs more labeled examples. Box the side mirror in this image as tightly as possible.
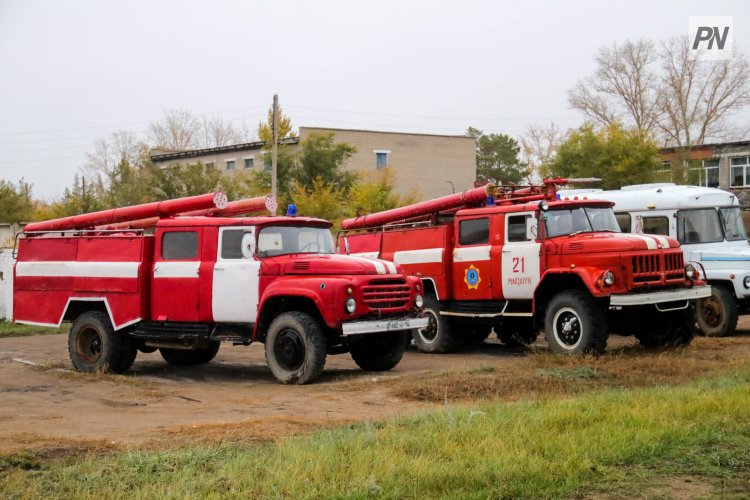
[526,218,538,240]
[241,232,256,259]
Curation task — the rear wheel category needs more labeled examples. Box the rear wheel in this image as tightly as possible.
[265,312,327,384]
[68,311,134,373]
[696,285,738,337]
[412,296,456,353]
[350,332,407,371]
[160,341,220,366]
[544,290,607,354]
[462,325,493,344]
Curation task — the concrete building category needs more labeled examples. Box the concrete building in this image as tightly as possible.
[659,141,750,207]
[150,127,476,201]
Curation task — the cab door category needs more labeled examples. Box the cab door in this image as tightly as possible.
[151,228,202,322]
[211,227,261,323]
[452,216,494,300]
[501,212,540,300]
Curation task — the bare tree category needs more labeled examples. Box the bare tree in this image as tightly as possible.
[656,37,750,146]
[200,115,251,148]
[148,108,201,150]
[83,130,148,179]
[569,37,750,146]
[520,122,566,180]
[569,39,660,135]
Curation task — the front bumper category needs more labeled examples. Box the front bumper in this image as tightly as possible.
[609,285,712,307]
[341,316,429,336]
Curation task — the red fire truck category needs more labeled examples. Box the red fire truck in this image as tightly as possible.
[338,179,710,354]
[13,193,427,384]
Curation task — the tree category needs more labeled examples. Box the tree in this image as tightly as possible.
[548,123,659,190]
[295,132,357,192]
[200,115,251,148]
[466,127,528,184]
[519,122,566,180]
[348,168,418,215]
[0,179,35,222]
[148,109,202,150]
[569,37,750,146]
[83,130,149,181]
[257,105,295,143]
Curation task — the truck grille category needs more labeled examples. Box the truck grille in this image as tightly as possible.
[362,278,410,311]
[630,251,684,284]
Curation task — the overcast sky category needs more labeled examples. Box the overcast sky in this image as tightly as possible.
[1,0,749,200]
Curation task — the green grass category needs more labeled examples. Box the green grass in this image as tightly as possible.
[2,371,749,499]
[0,319,67,338]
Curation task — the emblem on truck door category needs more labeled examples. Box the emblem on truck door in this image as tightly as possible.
[464,265,481,289]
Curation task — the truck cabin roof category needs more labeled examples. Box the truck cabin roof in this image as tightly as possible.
[156,216,333,229]
[455,198,614,217]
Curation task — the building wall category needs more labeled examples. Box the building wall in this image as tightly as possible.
[152,148,268,175]
[299,127,476,200]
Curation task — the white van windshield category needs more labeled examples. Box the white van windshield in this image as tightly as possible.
[720,207,747,241]
[544,207,621,238]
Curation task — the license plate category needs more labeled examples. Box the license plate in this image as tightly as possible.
[387,320,410,331]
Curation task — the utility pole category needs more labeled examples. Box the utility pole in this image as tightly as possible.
[271,94,278,216]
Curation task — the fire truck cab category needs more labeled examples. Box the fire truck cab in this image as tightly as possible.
[340,181,711,354]
[560,183,750,337]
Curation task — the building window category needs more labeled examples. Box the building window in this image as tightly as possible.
[699,159,720,188]
[655,161,673,182]
[731,156,750,187]
[205,161,215,169]
[225,159,236,170]
[373,149,391,169]
[244,157,254,169]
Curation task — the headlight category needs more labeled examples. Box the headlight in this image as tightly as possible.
[415,294,424,308]
[345,298,356,314]
[744,276,750,289]
[685,264,696,279]
[603,270,615,286]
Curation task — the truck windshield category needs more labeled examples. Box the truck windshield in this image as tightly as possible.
[544,207,621,238]
[719,207,747,241]
[257,226,334,257]
[676,209,724,244]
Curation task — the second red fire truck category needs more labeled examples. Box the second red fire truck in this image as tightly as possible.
[339,179,711,354]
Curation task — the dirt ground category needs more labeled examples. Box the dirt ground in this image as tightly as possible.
[2,319,750,454]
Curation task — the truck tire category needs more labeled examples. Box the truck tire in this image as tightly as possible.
[265,312,327,384]
[635,307,696,348]
[462,325,493,344]
[68,311,133,373]
[350,331,407,371]
[412,296,456,353]
[544,290,607,354]
[696,285,738,337]
[160,341,220,366]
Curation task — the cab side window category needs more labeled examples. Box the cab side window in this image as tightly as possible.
[642,216,669,236]
[220,229,249,259]
[162,231,198,260]
[459,218,489,245]
[507,215,530,242]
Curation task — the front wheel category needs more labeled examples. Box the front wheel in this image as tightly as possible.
[160,341,220,366]
[544,290,607,354]
[68,311,136,373]
[696,285,738,337]
[412,296,456,353]
[265,312,327,384]
[350,331,407,371]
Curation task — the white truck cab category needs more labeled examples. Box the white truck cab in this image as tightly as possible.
[559,183,750,337]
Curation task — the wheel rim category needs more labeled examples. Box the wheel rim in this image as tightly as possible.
[699,296,724,328]
[418,310,439,344]
[552,307,583,350]
[76,327,103,364]
[274,329,305,371]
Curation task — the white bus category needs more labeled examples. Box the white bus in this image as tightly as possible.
[560,183,749,337]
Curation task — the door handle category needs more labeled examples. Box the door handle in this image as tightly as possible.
[501,250,512,254]
[215,266,225,271]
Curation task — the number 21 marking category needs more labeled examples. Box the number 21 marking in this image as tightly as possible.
[512,257,525,273]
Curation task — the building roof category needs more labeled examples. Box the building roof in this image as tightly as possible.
[660,140,750,154]
[150,137,300,162]
[300,126,473,140]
